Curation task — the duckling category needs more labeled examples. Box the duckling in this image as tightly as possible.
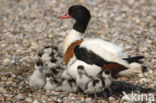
[29,59,46,89]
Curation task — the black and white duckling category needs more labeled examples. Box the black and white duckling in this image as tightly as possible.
[44,73,60,90]
[84,77,105,98]
[76,65,93,91]
[37,45,59,61]
[56,78,77,93]
[29,59,46,89]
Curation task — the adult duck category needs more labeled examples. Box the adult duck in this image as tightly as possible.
[58,5,144,79]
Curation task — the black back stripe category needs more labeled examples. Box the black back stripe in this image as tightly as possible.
[74,45,108,67]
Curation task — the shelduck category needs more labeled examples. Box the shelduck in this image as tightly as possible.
[58,5,144,79]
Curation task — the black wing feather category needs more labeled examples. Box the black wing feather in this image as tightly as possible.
[74,45,108,67]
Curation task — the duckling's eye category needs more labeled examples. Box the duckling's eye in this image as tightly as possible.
[93,79,100,87]
[38,52,43,57]
[46,73,51,77]
[53,47,58,51]
[105,70,110,75]
[36,59,43,66]
[50,58,57,63]
[77,65,84,70]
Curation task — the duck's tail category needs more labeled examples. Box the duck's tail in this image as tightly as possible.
[123,56,144,63]
[102,62,129,77]
[117,62,143,77]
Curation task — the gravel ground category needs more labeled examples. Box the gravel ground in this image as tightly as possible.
[0,0,156,103]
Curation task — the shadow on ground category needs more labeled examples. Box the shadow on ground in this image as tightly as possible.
[111,80,156,96]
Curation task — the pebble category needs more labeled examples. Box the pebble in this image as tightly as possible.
[154,83,156,88]
[0,97,4,102]
[140,78,149,83]
[138,74,144,78]
[32,100,40,103]
[1,76,7,81]
[86,98,97,103]
[15,94,25,101]
[58,94,65,99]
[25,97,33,102]
[109,96,116,102]
[148,69,153,74]
[2,58,10,66]
[5,97,12,101]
